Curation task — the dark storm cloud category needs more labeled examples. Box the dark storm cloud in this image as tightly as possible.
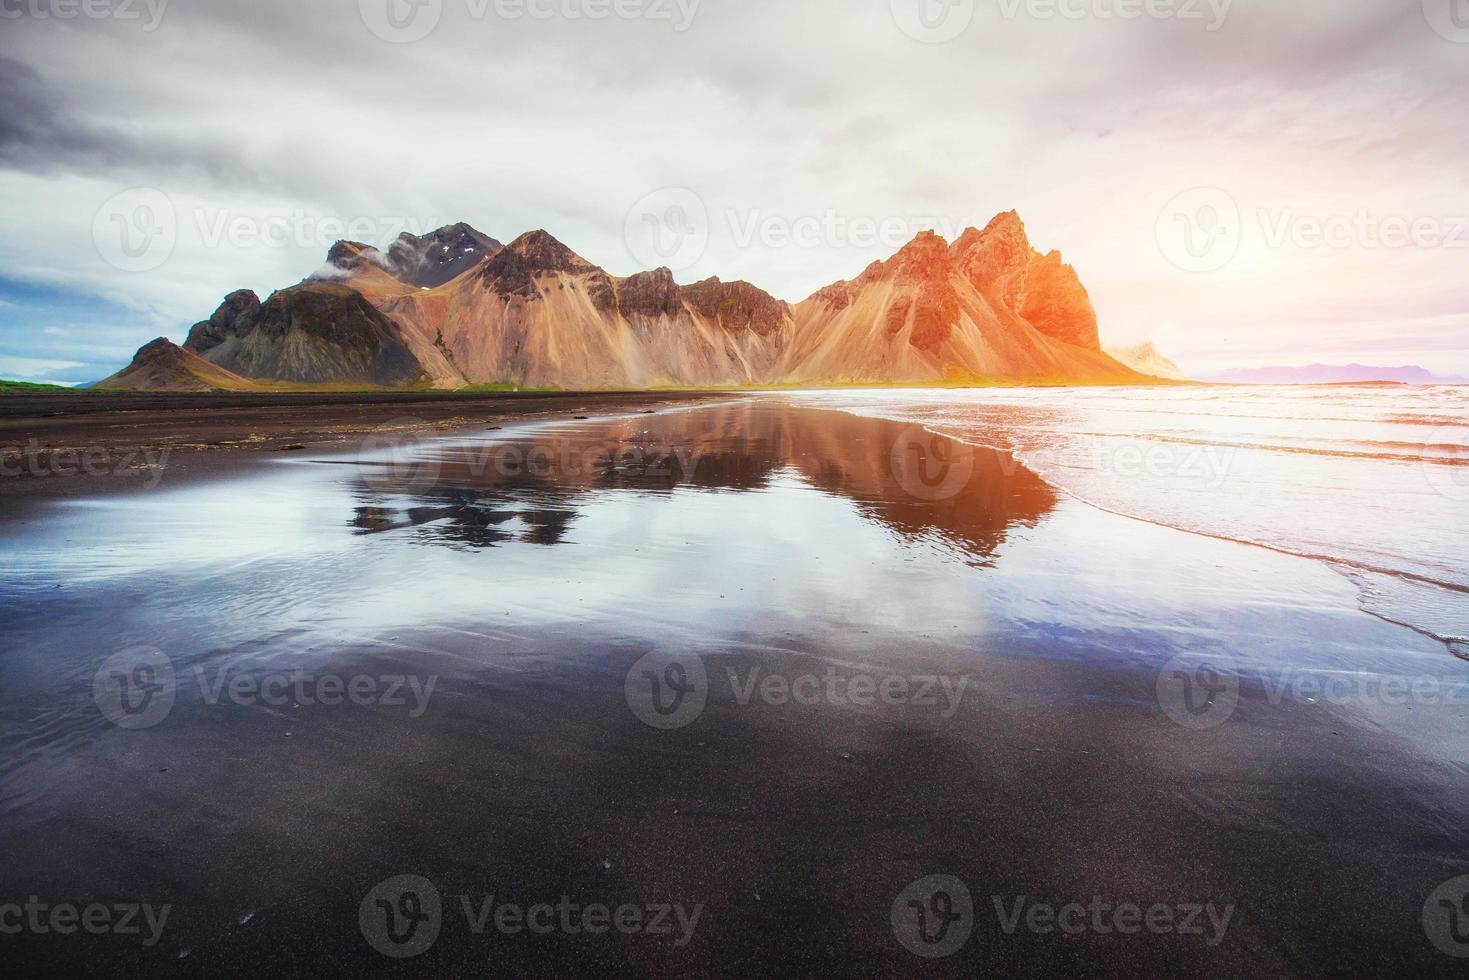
[0,58,118,169]
[0,55,304,193]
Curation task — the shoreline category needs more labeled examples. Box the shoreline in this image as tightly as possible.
[791,386,1469,663]
[0,389,733,501]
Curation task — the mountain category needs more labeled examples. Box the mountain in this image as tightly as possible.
[1200,364,1464,385]
[1106,341,1187,380]
[327,223,505,289]
[331,229,796,389]
[107,214,1145,390]
[96,338,261,391]
[182,282,425,386]
[782,212,1128,384]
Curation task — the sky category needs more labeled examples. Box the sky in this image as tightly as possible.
[1,0,1467,384]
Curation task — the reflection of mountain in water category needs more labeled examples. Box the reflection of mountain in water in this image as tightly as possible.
[348,403,1057,562]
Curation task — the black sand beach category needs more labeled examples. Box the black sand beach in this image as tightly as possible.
[1,399,1467,977]
[0,389,721,500]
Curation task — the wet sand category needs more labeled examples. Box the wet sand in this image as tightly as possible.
[1,400,1467,977]
[0,389,722,500]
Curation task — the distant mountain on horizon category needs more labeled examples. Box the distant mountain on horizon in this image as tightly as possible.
[1105,341,1187,381]
[1200,363,1467,385]
[99,212,1147,391]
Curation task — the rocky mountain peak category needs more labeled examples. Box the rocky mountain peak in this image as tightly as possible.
[502,230,594,271]
[323,240,385,275]
[132,336,184,363]
[949,210,1032,284]
[385,222,503,288]
[880,229,957,294]
[616,267,683,319]
[896,228,950,258]
[1016,249,1099,349]
[98,336,258,392]
[184,289,262,352]
[681,277,790,336]
[477,230,608,304]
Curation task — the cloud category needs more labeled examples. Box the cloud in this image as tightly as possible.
[0,0,1466,375]
[0,354,87,377]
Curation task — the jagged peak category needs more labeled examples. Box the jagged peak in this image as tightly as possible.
[506,228,566,251]
[363,222,506,288]
[950,210,1030,257]
[328,239,376,259]
[321,241,387,279]
[683,275,781,299]
[984,209,1025,233]
[430,220,493,240]
[978,209,1026,241]
[222,288,261,306]
[858,228,954,287]
[621,266,676,286]
[392,221,501,246]
[501,230,598,272]
[898,228,950,253]
[680,276,789,336]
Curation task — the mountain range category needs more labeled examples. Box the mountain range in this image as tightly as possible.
[101,211,1151,390]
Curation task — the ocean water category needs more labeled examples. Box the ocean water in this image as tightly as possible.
[793,385,1469,653]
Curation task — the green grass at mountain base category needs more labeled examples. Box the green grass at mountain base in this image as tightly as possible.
[0,380,83,394]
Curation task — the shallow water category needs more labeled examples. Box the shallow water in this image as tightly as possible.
[794,385,1469,649]
[1,400,1466,976]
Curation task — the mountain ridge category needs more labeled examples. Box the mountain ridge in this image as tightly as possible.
[109,213,1147,390]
